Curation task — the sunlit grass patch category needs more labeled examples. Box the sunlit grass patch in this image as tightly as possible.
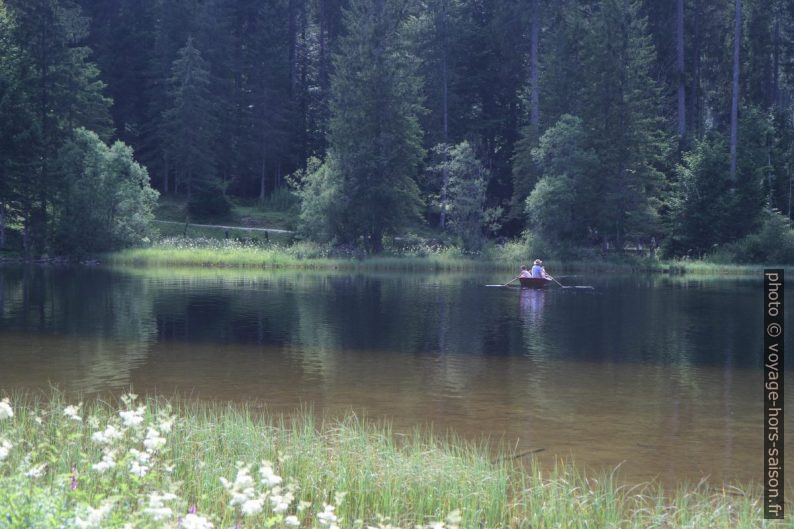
[0,393,783,528]
[108,235,794,275]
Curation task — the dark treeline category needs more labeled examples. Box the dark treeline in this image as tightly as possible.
[1,0,794,258]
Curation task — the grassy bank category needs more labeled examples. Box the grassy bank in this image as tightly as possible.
[0,393,777,528]
[108,237,793,275]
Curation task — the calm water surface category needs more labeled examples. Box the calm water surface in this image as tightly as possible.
[0,265,791,487]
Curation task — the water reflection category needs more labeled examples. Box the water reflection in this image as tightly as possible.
[0,266,791,487]
[519,288,546,324]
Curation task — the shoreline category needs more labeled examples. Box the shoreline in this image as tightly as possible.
[3,244,791,275]
[108,245,792,275]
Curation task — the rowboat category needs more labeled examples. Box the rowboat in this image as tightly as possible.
[519,277,551,289]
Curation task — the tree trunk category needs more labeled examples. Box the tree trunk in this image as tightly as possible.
[259,153,267,203]
[288,0,298,97]
[439,0,449,229]
[163,154,169,193]
[690,0,701,134]
[299,1,309,166]
[529,0,540,130]
[788,165,794,219]
[729,0,741,179]
[676,0,685,140]
[0,202,5,250]
[773,16,780,109]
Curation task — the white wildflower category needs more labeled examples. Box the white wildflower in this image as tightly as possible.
[285,515,300,527]
[317,503,337,526]
[74,502,114,529]
[220,465,257,507]
[445,509,461,529]
[130,459,149,478]
[270,487,293,514]
[143,427,166,451]
[240,498,263,516]
[92,424,123,445]
[180,513,214,529]
[259,461,282,488]
[129,448,151,465]
[25,463,46,478]
[92,451,116,473]
[158,415,176,433]
[119,405,146,428]
[144,492,178,521]
[63,404,83,422]
[0,439,11,462]
[120,393,138,406]
[0,398,13,420]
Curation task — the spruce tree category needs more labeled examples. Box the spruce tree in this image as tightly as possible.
[581,0,670,247]
[160,36,228,216]
[4,0,111,254]
[325,0,425,252]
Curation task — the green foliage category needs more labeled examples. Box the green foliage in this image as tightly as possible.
[713,209,794,264]
[324,0,426,252]
[510,123,540,222]
[666,134,732,257]
[54,128,158,255]
[2,0,794,262]
[292,155,345,243]
[1,0,112,255]
[160,37,219,199]
[187,178,232,219]
[525,115,598,242]
[432,142,490,250]
[667,109,771,257]
[579,0,670,245]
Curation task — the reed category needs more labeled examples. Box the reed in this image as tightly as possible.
[0,392,780,528]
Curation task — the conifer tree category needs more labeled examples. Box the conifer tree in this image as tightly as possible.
[324,0,425,252]
[160,37,228,216]
[4,0,111,254]
[580,0,670,247]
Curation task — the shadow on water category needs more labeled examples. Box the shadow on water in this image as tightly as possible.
[0,265,791,487]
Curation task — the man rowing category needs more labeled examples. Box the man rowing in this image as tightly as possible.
[530,259,551,280]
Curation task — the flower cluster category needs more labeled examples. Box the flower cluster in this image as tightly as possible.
[220,459,299,521]
[0,396,467,529]
[0,398,13,420]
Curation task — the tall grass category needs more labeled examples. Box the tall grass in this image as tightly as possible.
[109,237,794,275]
[0,393,781,528]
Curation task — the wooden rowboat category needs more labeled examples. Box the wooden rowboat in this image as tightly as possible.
[519,277,551,289]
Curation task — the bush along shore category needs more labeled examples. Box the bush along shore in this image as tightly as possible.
[0,394,776,528]
[106,236,794,275]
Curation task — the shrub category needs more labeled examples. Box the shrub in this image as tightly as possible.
[54,128,159,256]
[712,209,794,264]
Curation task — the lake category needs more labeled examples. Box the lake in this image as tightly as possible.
[0,265,790,488]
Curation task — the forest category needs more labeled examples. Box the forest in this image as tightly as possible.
[1,0,794,260]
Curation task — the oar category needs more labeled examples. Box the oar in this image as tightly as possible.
[485,277,519,287]
[546,274,568,289]
[547,274,594,290]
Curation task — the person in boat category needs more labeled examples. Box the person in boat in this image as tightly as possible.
[531,259,550,280]
[518,265,532,279]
